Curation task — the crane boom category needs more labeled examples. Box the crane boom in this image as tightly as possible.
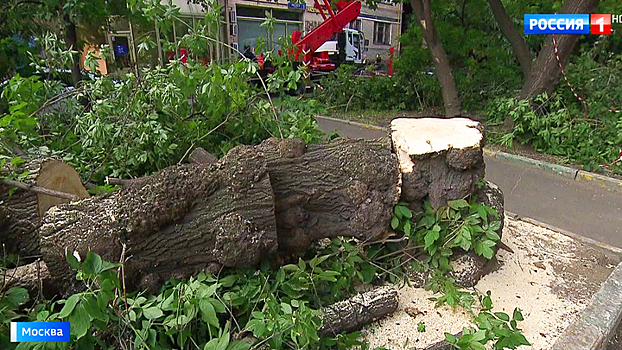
[290,0,362,69]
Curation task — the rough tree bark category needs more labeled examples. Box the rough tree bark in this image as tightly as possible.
[390,118,485,210]
[40,148,278,293]
[391,118,502,288]
[320,286,398,336]
[0,159,90,258]
[411,0,462,117]
[487,0,531,77]
[38,138,400,292]
[517,0,600,101]
[254,138,400,253]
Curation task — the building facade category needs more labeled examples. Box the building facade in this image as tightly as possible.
[102,0,401,70]
[228,0,401,61]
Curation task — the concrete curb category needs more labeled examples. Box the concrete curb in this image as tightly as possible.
[508,213,622,255]
[510,213,622,350]
[551,262,622,350]
[316,115,388,132]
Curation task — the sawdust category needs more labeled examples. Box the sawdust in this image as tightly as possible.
[362,217,608,350]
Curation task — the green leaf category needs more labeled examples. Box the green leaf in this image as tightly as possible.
[217,330,231,350]
[513,308,524,321]
[219,275,238,287]
[282,264,299,272]
[404,220,411,235]
[281,302,293,314]
[58,294,81,318]
[82,251,103,275]
[69,303,90,339]
[143,306,163,320]
[204,338,219,350]
[391,217,399,230]
[397,205,412,218]
[227,341,251,350]
[472,329,487,342]
[66,249,81,269]
[199,299,220,327]
[494,312,510,321]
[3,287,29,308]
[447,199,468,210]
[424,230,440,248]
[83,295,107,322]
[486,230,500,241]
[393,205,403,219]
[445,333,457,343]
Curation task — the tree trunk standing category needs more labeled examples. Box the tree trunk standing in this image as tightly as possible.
[517,0,600,101]
[411,0,462,117]
[64,16,81,87]
[487,0,531,78]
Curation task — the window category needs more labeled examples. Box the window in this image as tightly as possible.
[349,19,361,31]
[373,22,391,45]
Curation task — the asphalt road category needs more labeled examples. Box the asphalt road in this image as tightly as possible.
[317,117,622,248]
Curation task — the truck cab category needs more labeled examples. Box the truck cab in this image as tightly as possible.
[315,28,365,65]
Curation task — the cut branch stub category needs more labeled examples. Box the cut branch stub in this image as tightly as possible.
[390,117,485,208]
[0,158,89,257]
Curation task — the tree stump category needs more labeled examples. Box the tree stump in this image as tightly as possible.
[390,117,485,209]
[0,159,90,257]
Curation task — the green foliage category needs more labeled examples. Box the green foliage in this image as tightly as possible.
[417,321,426,333]
[316,65,441,112]
[6,239,376,350]
[425,272,476,311]
[446,292,530,350]
[487,52,622,175]
[392,198,500,274]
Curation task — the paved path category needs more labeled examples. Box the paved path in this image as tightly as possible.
[317,118,622,248]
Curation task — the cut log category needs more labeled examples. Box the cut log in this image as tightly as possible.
[390,117,485,209]
[254,137,400,252]
[189,147,218,165]
[1,260,57,298]
[320,286,398,336]
[0,158,90,257]
[37,138,400,292]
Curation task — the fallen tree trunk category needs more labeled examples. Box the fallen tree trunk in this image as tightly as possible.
[40,148,278,293]
[320,286,398,336]
[0,158,90,257]
[38,138,400,292]
[255,138,400,252]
